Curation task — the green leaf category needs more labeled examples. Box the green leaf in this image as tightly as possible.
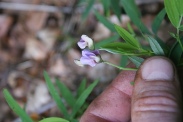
[120,55,128,67]
[111,0,121,21]
[3,89,33,122]
[179,25,183,31]
[120,0,150,34]
[100,42,149,55]
[70,80,98,118]
[56,79,76,108]
[43,71,69,119]
[95,34,119,49]
[94,11,116,32]
[39,117,69,122]
[82,0,95,19]
[101,0,111,16]
[128,56,144,68]
[146,36,164,55]
[169,38,183,64]
[115,24,140,48]
[155,36,168,51]
[164,0,180,27]
[152,8,166,34]
[175,0,183,16]
[127,22,135,36]
[100,42,138,54]
[76,79,87,98]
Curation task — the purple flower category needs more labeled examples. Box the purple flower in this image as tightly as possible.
[77,35,94,49]
[74,50,101,67]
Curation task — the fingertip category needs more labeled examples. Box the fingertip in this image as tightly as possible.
[136,56,175,81]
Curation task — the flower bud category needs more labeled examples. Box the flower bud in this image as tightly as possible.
[77,35,94,49]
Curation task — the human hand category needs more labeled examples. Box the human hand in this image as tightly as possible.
[80,56,182,122]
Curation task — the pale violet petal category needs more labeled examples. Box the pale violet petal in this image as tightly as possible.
[80,57,96,67]
[92,50,100,55]
[77,41,87,49]
[81,35,94,49]
[82,50,96,57]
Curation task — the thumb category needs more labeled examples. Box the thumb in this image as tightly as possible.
[132,56,182,122]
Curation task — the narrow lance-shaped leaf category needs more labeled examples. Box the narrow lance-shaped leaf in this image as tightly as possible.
[127,22,135,36]
[3,89,33,122]
[121,0,150,34]
[101,0,110,16]
[100,42,138,54]
[56,79,76,108]
[115,24,140,48]
[94,11,116,32]
[164,0,180,28]
[146,36,164,55]
[70,80,99,118]
[95,34,119,49]
[111,0,121,21]
[39,117,69,122]
[128,56,144,68]
[82,0,95,19]
[100,42,150,56]
[76,79,87,98]
[152,8,166,34]
[43,71,69,119]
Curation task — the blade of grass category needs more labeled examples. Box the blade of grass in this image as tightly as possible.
[3,89,33,122]
[82,0,95,19]
[121,0,150,34]
[94,11,116,32]
[70,80,99,118]
[101,0,110,16]
[76,79,87,98]
[152,8,166,34]
[127,22,135,36]
[43,71,69,119]
[111,0,121,21]
[56,79,76,108]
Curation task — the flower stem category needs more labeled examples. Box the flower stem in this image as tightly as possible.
[103,61,137,71]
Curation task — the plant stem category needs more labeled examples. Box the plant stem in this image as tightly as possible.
[103,61,137,71]
[176,15,183,50]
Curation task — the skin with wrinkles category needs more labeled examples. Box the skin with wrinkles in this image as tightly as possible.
[80,56,182,122]
[132,57,182,122]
